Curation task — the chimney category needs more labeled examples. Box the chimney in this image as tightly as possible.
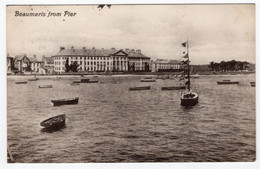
[125,48,130,53]
[71,46,75,52]
[111,47,115,51]
[33,54,36,58]
[136,49,141,54]
[83,47,86,52]
[60,47,65,51]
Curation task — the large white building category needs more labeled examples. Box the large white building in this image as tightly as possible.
[151,59,181,72]
[52,46,150,73]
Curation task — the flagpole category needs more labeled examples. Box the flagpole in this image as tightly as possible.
[187,40,190,92]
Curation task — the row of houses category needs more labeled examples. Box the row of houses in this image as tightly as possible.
[7,47,182,74]
[7,53,54,74]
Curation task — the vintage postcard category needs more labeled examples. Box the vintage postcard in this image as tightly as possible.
[6,4,256,164]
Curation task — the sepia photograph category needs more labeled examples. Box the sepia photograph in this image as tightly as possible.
[5,3,256,164]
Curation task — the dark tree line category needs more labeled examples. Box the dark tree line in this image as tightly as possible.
[65,58,79,72]
[209,60,250,72]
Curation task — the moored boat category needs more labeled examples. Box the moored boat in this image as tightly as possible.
[180,40,199,107]
[161,85,186,90]
[72,80,81,83]
[140,79,156,82]
[80,78,90,83]
[129,86,150,91]
[250,82,255,87]
[39,85,53,88]
[87,79,99,83]
[15,81,27,84]
[51,97,79,106]
[181,92,199,106]
[28,78,39,81]
[40,114,66,129]
[217,81,239,85]
[100,80,119,84]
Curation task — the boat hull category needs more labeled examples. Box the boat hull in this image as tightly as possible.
[28,78,39,81]
[39,85,53,88]
[161,86,186,90]
[140,79,156,82]
[51,97,79,106]
[80,79,90,83]
[217,81,239,85]
[250,82,255,87]
[180,92,199,106]
[129,86,150,91]
[40,114,66,129]
[15,81,27,84]
[87,80,99,83]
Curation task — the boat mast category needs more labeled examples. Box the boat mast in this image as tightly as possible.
[187,40,191,91]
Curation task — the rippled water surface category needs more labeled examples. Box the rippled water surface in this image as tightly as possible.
[7,74,255,162]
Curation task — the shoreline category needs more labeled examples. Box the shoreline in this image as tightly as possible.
[6,72,255,80]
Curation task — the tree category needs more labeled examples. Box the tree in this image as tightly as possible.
[70,61,79,72]
[209,61,215,71]
[65,58,70,72]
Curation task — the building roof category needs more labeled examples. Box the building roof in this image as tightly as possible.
[43,57,54,64]
[54,48,114,57]
[124,51,150,59]
[53,47,150,59]
[14,54,26,60]
[152,59,181,64]
[28,57,44,63]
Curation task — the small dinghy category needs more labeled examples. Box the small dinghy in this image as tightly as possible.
[161,85,186,90]
[39,85,53,88]
[140,79,156,82]
[72,80,81,83]
[15,81,27,84]
[40,114,66,129]
[51,97,79,106]
[181,91,199,106]
[217,80,239,85]
[129,86,150,91]
[80,78,90,83]
[87,79,99,83]
[28,78,39,81]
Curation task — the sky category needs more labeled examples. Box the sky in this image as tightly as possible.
[6,4,255,64]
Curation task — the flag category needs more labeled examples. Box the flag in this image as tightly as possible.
[182,53,189,58]
[182,42,187,47]
[181,60,189,64]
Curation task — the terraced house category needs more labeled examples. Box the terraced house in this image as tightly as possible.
[52,46,151,73]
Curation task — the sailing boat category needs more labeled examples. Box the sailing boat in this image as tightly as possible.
[180,41,199,106]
